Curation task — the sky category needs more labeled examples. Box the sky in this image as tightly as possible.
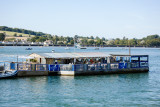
[0,0,160,39]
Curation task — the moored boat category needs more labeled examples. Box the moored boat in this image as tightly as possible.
[75,44,87,49]
[52,49,55,52]
[80,47,87,49]
[0,62,18,79]
[0,70,18,79]
[25,48,32,50]
[94,47,99,50]
[65,47,70,50]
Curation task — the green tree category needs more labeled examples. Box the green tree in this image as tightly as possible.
[30,36,39,42]
[102,37,105,41]
[119,40,125,45]
[58,41,64,45]
[46,34,52,40]
[37,37,47,42]
[81,38,88,45]
[129,38,137,46]
[96,39,103,45]
[66,36,72,43]
[114,38,120,45]
[145,35,159,40]
[13,33,17,37]
[0,33,5,41]
[88,39,94,45]
[52,35,59,44]
[70,40,74,45]
[90,36,94,39]
[19,34,22,37]
[74,35,79,43]
[95,36,100,40]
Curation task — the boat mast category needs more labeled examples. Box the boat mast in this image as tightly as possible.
[74,36,76,64]
[74,36,75,52]
[129,40,131,55]
[17,55,18,63]
[16,54,19,70]
[129,46,131,55]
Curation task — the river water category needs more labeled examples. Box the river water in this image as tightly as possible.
[0,46,160,106]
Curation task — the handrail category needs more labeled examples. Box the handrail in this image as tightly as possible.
[15,61,149,72]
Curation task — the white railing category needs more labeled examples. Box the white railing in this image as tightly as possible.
[110,63,119,69]
[18,63,32,71]
[36,64,48,71]
[60,64,73,71]
[75,64,84,72]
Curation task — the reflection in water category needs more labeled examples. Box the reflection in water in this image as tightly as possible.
[26,77,48,95]
[0,72,158,107]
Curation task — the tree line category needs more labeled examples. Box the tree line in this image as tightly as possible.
[0,26,160,47]
[0,26,46,36]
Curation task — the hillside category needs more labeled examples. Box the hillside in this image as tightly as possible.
[1,26,160,47]
[0,26,52,41]
[0,31,35,37]
[0,30,34,41]
[0,26,48,36]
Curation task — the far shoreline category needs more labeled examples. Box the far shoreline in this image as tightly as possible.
[0,44,159,48]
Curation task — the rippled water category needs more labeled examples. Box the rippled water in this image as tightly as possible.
[0,46,160,106]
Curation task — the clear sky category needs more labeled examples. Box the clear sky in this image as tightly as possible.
[0,0,160,39]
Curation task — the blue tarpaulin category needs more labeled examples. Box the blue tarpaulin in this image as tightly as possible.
[49,65,60,71]
[119,63,127,69]
[10,63,15,70]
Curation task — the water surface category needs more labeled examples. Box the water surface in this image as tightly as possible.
[0,46,160,106]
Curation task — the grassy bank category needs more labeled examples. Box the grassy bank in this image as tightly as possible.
[0,31,35,37]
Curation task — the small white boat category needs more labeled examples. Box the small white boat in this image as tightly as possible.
[65,47,70,50]
[0,70,18,79]
[122,47,127,50]
[52,49,55,52]
[94,47,99,50]
[75,44,87,49]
